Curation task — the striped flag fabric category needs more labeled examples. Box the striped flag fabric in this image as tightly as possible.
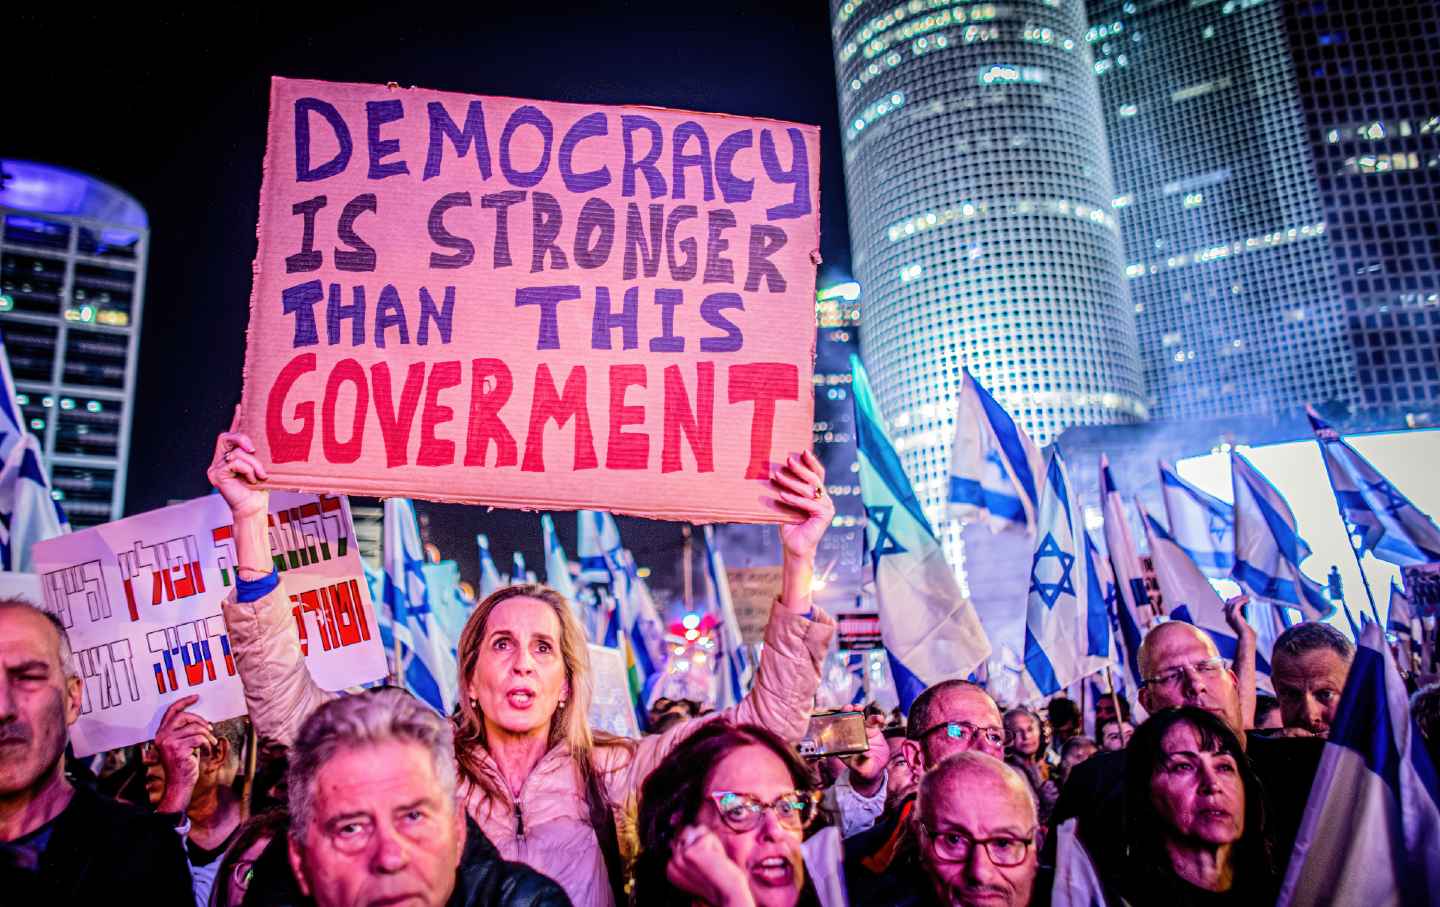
[1230,453,1333,622]
[702,523,749,708]
[1159,460,1235,579]
[1140,503,1273,682]
[948,367,1044,533]
[853,356,990,711]
[1100,458,1150,692]
[0,332,68,571]
[476,533,504,598]
[1052,818,1109,907]
[382,498,458,714]
[1277,621,1440,907]
[1307,406,1440,567]
[1020,450,1106,700]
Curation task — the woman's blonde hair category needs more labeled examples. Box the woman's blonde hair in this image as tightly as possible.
[452,583,630,805]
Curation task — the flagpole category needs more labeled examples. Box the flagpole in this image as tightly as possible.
[1103,667,1124,737]
[1313,431,1383,625]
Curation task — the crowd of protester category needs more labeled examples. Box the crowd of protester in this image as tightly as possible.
[2,430,1438,906]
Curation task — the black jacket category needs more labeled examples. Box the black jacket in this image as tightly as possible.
[1047,731,1324,880]
[242,815,571,907]
[0,783,193,905]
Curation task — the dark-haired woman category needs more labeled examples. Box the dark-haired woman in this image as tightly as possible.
[635,721,845,907]
[1116,707,1277,906]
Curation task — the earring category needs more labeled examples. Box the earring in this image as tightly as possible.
[469,698,479,709]
[558,699,567,710]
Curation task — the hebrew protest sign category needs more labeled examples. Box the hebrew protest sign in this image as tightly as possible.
[31,492,386,756]
[240,77,821,523]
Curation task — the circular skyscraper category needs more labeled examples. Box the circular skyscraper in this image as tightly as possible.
[831,0,1146,522]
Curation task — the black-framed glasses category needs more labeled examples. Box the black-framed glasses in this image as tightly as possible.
[919,823,1036,867]
[707,790,821,833]
[916,720,1005,751]
[1140,656,1226,691]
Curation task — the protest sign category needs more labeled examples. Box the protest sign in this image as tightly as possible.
[725,565,783,645]
[31,492,386,756]
[587,643,641,738]
[240,77,821,523]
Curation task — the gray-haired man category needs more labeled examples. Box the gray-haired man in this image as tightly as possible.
[284,687,568,907]
[0,598,192,902]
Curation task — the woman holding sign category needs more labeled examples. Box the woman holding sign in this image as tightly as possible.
[207,430,836,907]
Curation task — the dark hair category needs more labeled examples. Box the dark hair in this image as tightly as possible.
[209,808,289,907]
[1412,682,1440,769]
[1254,694,1281,725]
[1273,621,1354,664]
[1047,696,1081,728]
[905,680,993,741]
[1123,708,1274,898]
[633,721,820,906]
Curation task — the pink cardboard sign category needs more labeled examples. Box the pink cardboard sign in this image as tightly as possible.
[240,77,820,522]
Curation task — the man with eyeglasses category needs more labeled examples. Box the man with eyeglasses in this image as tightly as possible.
[1050,618,1324,883]
[912,753,1040,907]
[842,681,1006,903]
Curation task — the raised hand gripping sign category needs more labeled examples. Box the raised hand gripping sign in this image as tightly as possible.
[240,77,821,522]
[31,492,386,757]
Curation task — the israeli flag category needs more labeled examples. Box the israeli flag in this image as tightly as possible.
[421,559,471,656]
[383,498,458,714]
[1159,460,1235,579]
[1052,818,1109,907]
[577,510,622,586]
[1308,407,1440,567]
[1140,504,1273,681]
[1388,582,1414,636]
[1080,530,1114,667]
[1231,453,1334,622]
[853,356,991,712]
[701,523,751,707]
[577,511,664,671]
[1100,457,1150,691]
[948,367,1044,532]
[475,534,504,598]
[1278,621,1440,907]
[510,551,534,585]
[0,332,68,571]
[1021,450,1105,700]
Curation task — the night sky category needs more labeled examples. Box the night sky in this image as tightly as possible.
[8,4,853,592]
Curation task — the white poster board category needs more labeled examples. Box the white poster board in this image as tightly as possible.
[587,644,640,739]
[32,492,387,756]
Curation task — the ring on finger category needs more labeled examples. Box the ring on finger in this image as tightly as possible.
[812,484,823,500]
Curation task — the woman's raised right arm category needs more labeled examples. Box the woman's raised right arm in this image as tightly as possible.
[208,429,335,745]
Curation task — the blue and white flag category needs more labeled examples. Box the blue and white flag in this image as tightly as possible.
[1231,453,1334,622]
[421,559,471,656]
[1308,407,1440,567]
[853,356,991,712]
[1021,450,1106,700]
[0,333,68,571]
[577,510,623,586]
[948,367,1044,533]
[1277,621,1440,907]
[1100,457,1150,691]
[1140,504,1273,682]
[383,498,459,714]
[510,551,534,585]
[1388,582,1414,636]
[476,534,504,598]
[702,523,750,708]
[1159,460,1235,579]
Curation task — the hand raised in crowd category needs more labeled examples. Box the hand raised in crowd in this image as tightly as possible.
[207,423,269,522]
[151,694,217,814]
[844,712,890,798]
[1223,594,1256,641]
[769,450,834,562]
[666,824,757,907]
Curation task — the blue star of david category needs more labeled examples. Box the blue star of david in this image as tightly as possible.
[866,505,907,562]
[1366,479,1407,517]
[1029,533,1076,609]
[1207,512,1231,545]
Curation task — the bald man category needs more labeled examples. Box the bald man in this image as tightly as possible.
[913,754,1041,907]
[1049,619,1324,884]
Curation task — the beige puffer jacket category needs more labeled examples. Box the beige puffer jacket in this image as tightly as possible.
[222,581,835,907]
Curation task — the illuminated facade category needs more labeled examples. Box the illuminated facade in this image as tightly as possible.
[829,0,1146,535]
[813,282,866,612]
[1283,0,1440,420]
[1090,0,1359,421]
[0,160,148,527]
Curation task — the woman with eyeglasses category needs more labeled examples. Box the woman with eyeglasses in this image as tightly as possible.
[634,721,839,907]
[1115,707,1277,906]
